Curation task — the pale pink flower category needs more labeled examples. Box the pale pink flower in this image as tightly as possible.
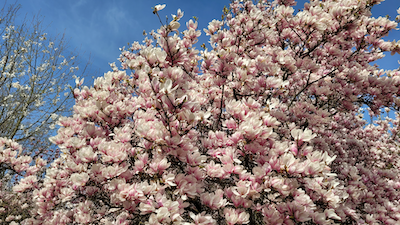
[60,187,75,203]
[325,208,341,220]
[159,79,178,95]
[139,200,156,214]
[169,21,180,30]
[142,47,167,65]
[206,19,223,34]
[153,4,166,12]
[77,146,97,163]
[13,175,37,192]
[189,212,217,225]
[206,161,225,178]
[201,189,227,209]
[291,128,317,142]
[172,9,184,20]
[232,181,251,198]
[224,208,238,225]
[70,172,89,188]
[163,173,176,186]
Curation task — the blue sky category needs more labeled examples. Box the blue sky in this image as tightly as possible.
[18,0,228,81]
[16,0,400,85]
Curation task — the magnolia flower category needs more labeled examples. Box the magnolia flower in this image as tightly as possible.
[71,172,89,188]
[291,128,317,142]
[232,181,251,198]
[201,189,228,210]
[189,212,216,225]
[60,187,75,203]
[139,201,156,214]
[12,175,37,192]
[163,173,176,186]
[153,4,166,13]
[142,47,167,65]
[207,19,222,34]
[75,77,84,87]
[169,21,180,30]
[325,208,341,220]
[78,146,97,163]
[172,9,184,20]
[156,207,170,223]
[224,208,239,225]
[160,79,178,95]
[224,208,250,225]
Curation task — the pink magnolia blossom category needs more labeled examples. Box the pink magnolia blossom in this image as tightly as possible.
[153,4,166,13]
[3,0,400,224]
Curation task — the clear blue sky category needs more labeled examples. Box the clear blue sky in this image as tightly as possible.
[16,0,400,85]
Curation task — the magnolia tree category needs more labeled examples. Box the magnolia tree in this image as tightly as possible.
[3,0,400,224]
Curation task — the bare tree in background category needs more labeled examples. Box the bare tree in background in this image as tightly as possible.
[0,2,89,221]
[0,1,87,160]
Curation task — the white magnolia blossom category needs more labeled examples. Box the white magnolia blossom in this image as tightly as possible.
[71,172,89,187]
[291,128,317,142]
[160,79,178,95]
[169,21,180,30]
[154,4,166,12]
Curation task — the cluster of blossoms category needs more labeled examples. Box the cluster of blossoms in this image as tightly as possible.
[2,0,400,224]
[0,138,46,223]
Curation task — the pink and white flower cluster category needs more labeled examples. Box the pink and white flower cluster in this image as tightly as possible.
[0,138,46,224]
[2,0,400,224]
